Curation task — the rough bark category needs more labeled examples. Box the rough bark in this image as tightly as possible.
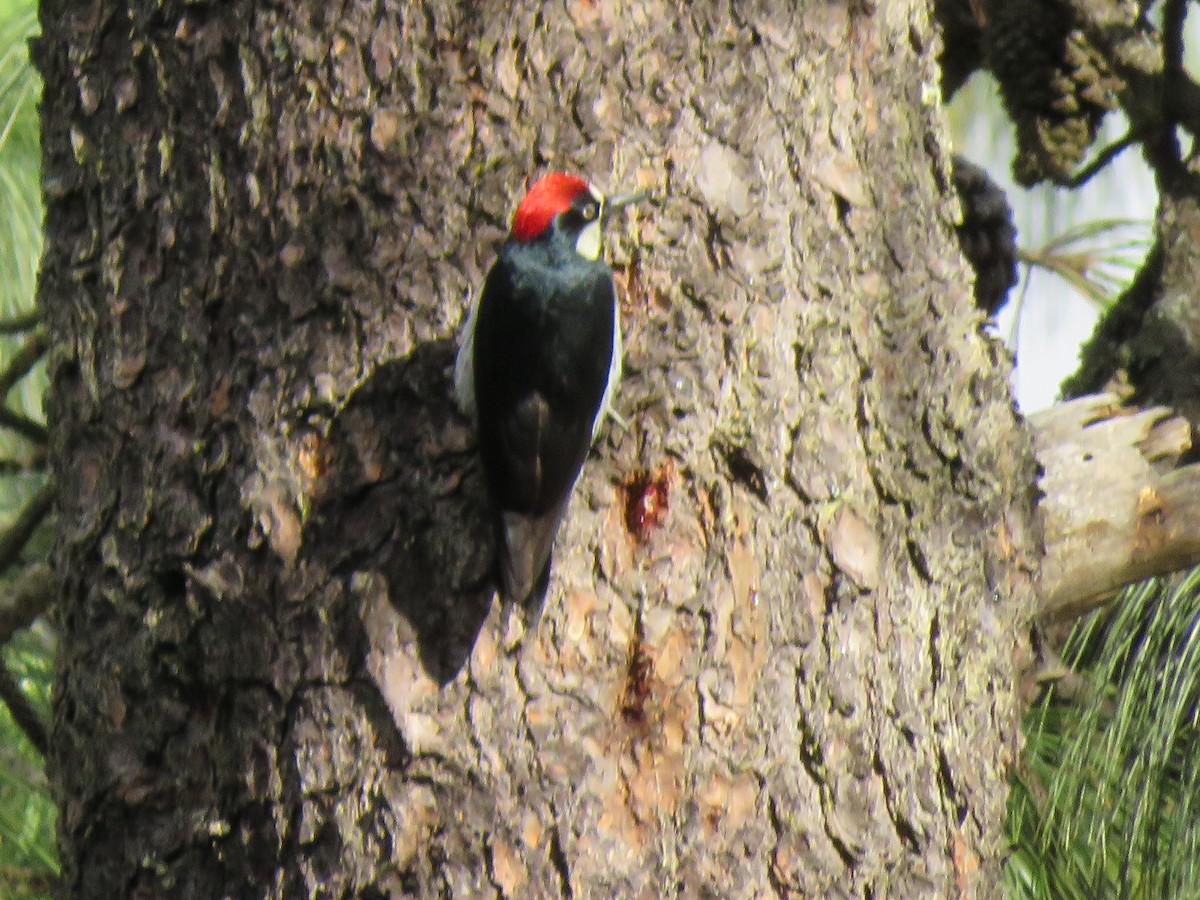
[38,1,1039,897]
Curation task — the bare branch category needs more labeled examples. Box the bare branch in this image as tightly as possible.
[1064,131,1137,188]
[0,482,53,577]
[0,310,40,336]
[0,563,54,645]
[0,407,46,445]
[0,329,48,399]
[0,455,46,476]
[0,660,47,756]
[1158,0,1196,154]
[0,330,50,446]
[1034,394,1200,621]
[1163,0,1187,80]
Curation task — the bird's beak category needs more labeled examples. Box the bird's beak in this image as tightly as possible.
[603,190,651,222]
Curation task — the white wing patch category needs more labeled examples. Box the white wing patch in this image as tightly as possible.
[454,291,478,421]
[592,299,622,439]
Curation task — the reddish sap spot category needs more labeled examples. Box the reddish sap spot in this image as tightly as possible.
[511,172,590,241]
[623,467,670,542]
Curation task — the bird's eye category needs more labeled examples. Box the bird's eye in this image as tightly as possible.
[581,203,599,221]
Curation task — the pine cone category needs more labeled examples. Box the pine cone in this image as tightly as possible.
[983,0,1122,186]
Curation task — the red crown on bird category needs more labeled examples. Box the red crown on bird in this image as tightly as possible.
[511,173,592,242]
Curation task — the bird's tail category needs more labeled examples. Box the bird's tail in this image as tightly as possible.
[496,503,566,630]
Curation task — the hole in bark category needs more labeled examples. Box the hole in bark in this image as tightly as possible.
[719,442,768,503]
[833,194,851,225]
[937,746,968,825]
[156,567,187,600]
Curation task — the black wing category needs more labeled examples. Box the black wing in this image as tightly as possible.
[472,248,616,608]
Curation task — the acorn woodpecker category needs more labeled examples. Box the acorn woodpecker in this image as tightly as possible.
[455,173,647,628]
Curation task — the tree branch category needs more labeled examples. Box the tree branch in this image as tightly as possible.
[0,310,40,336]
[0,564,54,645]
[0,455,46,476]
[0,482,54,577]
[1034,394,1200,622]
[1064,131,1137,188]
[0,329,48,399]
[1163,0,1187,80]
[0,330,49,446]
[0,407,47,445]
[0,660,47,757]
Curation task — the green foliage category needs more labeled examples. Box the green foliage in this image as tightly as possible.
[1019,218,1151,309]
[0,623,54,898]
[0,2,55,897]
[0,3,43,436]
[1007,571,1200,898]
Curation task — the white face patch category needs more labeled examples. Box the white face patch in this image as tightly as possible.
[575,184,607,260]
[575,220,602,260]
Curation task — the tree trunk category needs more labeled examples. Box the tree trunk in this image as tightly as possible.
[38,1,1040,897]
